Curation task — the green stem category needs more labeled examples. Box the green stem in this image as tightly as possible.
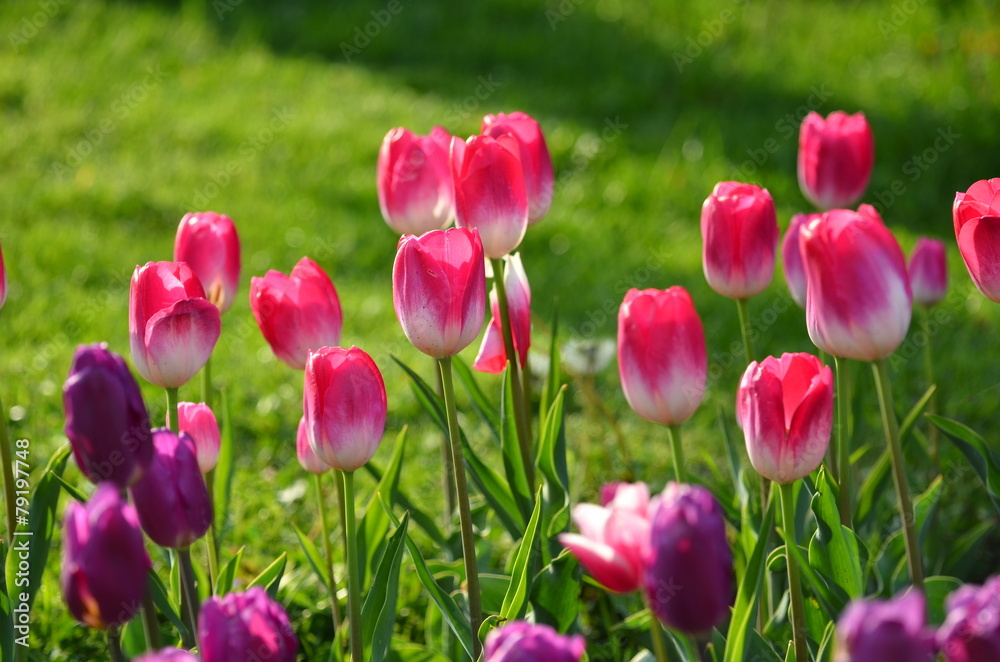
[434,362,456,533]
[108,628,126,662]
[834,357,852,528]
[735,298,755,366]
[438,357,483,660]
[779,482,806,662]
[178,547,201,647]
[200,354,213,412]
[920,308,939,469]
[165,387,180,433]
[648,608,670,662]
[315,473,342,635]
[141,580,162,650]
[341,471,363,662]
[0,393,17,546]
[667,424,687,483]
[872,358,924,588]
[204,470,220,594]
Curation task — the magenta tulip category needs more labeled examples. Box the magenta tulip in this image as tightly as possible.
[908,238,948,307]
[175,402,221,473]
[484,621,586,662]
[377,126,455,235]
[938,576,1000,662]
[737,353,833,484]
[199,587,298,662]
[474,253,531,374]
[799,205,912,360]
[482,111,554,224]
[451,134,529,258]
[392,227,487,359]
[134,650,201,662]
[250,257,343,370]
[296,415,329,474]
[617,287,707,426]
[953,178,1000,302]
[129,261,221,388]
[835,591,935,662]
[174,211,241,312]
[782,213,820,308]
[701,181,780,299]
[798,111,874,210]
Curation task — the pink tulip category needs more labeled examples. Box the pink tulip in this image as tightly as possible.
[701,181,780,299]
[296,416,329,475]
[303,346,387,472]
[558,482,654,593]
[782,213,820,308]
[377,126,455,235]
[174,212,241,312]
[250,257,343,370]
[798,111,874,210]
[474,253,531,374]
[392,228,487,359]
[953,178,1000,302]
[175,402,221,473]
[617,287,707,426]
[129,261,221,388]
[737,353,833,484]
[908,238,948,307]
[451,134,529,258]
[799,205,912,361]
[482,112,554,224]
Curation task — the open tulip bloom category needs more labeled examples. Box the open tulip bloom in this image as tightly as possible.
[377,126,455,235]
[953,177,1000,303]
[481,111,554,224]
[174,211,241,313]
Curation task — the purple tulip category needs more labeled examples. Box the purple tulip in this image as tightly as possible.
[134,648,201,662]
[484,621,585,662]
[938,576,1000,662]
[198,587,298,662]
[835,591,935,662]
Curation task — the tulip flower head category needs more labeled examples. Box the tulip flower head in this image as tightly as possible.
[296,415,329,474]
[174,211,241,312]
[938,576,1000,662]
[175,402,221,473]
[482,111,554,224]
[474,252,531,374]
[782,213,820,308]
[199,587,298,662]
[134,649,201,662]
[953,178,1000,303]
[377,126,455,235]
[835,591,935,662]
[908,238,948,308]
[798,111,874,211]
[484,621,586,662]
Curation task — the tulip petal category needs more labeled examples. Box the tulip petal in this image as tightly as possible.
[957,216,1000,303]
[557,533,642,593]
[143,299,221,388]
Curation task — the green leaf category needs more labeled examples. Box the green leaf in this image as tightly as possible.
[855,447,891,525]
[362,512,410,662]
[539,305,561,423]
[808,467,863,598]
[392,357,447,431]
[361,427,409,587]
[530,550,580,632]
[387,638,451,662]
[500,366,533,523]
[0,543,12,661]
[452,356,501,444]
[927,414,1000,513]
[923,575,962,626]
[783,541,848,618]
[815,621,836,662]
[943,519,993,578]
[899,384,936,442]
[215,546,245,596]
[120,616,148,657]
[148,568,189,643]
[363,462,445,548]
[877,476,942,594]
[478,573,511,614]
[214,388,235,539]
[536,387,571,560]
[500,487,544,622]
[247,553,287,598]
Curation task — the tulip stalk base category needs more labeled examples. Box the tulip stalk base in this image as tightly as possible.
[648,608,670,662]
[434,363,457,533]
[667,424,687,484]
[108,629,126,662]
[0,393,18,545]
[778,482,807,662]
[342,470,364,662]
[314,472,342,636]
[735,298,755,366]
[141,580,162,651]
[178,547,201,648]
[204,470,220,594]
[834,357,852,528]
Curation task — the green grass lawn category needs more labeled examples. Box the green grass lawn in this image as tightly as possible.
[2,0,1000,657]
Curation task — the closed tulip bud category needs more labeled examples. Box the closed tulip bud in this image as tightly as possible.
[782,213,820,308]
[134,649,201,662]
[378,126,455,235]
[63,343,153,487]
[451,134,529,258]
[701,181,780,299]
[484,621,586,662]
[645,482,733,633]
[304,346,387,472]
[953,178,1000,302]
[737,353,833,484]
[799,206,912,361]
[175,402,221,473]
[908,238,948,307]
[296,416,329,474]
[618,287,707,426]
[61,483,151,629]
[393,228,487,358]
[174,212,241,312]
[129,261,221,388]
[482,112,554,224]
[835,591,935,662]
[798,111,874,211]
[199,587,298,662]
[0,240,7,310]
[938,576,1000,662]
[129,429,213,549]
[474,253,531,374]
[250,257,343,370]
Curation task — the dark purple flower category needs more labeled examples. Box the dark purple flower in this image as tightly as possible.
[835,591,935,662]
[198,587,298,662]
[134,648,201,662]
[938,576,1000,662]
[484,621,585,662]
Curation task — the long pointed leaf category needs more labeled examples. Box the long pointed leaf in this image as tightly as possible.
[927,414,1000,513]
[214,388,235,538]
[362,512,410,662]
[500,366,533,522]
[453,357,501,443]
[499,488,544,622]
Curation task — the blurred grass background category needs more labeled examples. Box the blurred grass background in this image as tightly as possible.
[2,0,1000,657]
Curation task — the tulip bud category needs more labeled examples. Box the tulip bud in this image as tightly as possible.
[451,134,529,258]
[392,228,487,359]
[617,287,707,426]
[61,483,151,629]
[484,621,586,662]
[296,416,329,474]
[304,346,387,472]
[798,111,874,211]
[737,353,833,484]
[377,126,455,235]
[0,240,7,310]
[482,112,554,224]
[938,576,1000,662]
[908,238,948,307]
[250,257,343,370]
[175,402,221,473]
[134,649,201,662]
[63,343,153,487]
[129,429,213,549]
[782,213,820,308]
[174,212,241,312]
[129,261,221,388]
[799,206,912,361]
[474,253,531,374]
[835,591,935,662]
[953,178,1000,303]
[199,587,298,662]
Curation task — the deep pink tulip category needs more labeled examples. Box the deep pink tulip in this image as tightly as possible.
[558,482,653,593]
[938,576,1000,662]
[61,483,151,629]
[392,228,487,359]
[953,178,1000,302]
[129,261,221,388]
[835,591,935,662]
[377,126,455,235]
[296,415,329,474]
[782,213,820,308]
[175,402,221,474]
[908,238,948,307]
[303,346,387,472]
[451,134,529,258]
[0,240,7,310]
[701,181,780,299]
[474,253,531,374]
[174,212,241,313]
[484,621,586,662]
[134,649,201,662]
[799,205,912,361]
[199,587,298,662]
[250,257,343,370]
[617,287,707,426]
[482,111,554,224]
[798,111,874,211]
[737,353,833,484]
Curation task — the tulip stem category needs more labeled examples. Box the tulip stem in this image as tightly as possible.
[434,362,457,533]
[200,354,213,411]
[165,387,180,433]
[341,470,363,662]
[667,424,687,483]
[648,608,670,662]
[920,308,939,469]
[735,298,755,365]
[314,472,342,636]
[108,628,126,662]
[0,392,18,546]
[872,358,924,588]
[178,547,201,647]
[204,470,220,594]
[778,482,807,662]
[141,578,162,650]
[834,357,852,528]
[438,357,483,660]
